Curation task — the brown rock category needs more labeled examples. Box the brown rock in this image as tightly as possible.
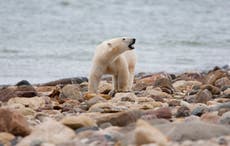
[215,77,230,89]
[134,72,171,91]
[149,95,164,102]
[61,115,97,130]
[172,80,202,92]
[200,112,220,124]
[84,93,111,100]
[168,100,180,106]
[195,89,213,104]
[201,84,220,95]
[176,106,190,117]
[0,85,37,102]
[86,96,107,107]
[96,110,143,126]
[176,72,204,82]
[60,84,83,101]
[0,108,31,136]
[143,107,172,119]
[205,69,226,85]
[223,88,230,96]
[134,119,168,146]
[88,102,128,113]
[0,132,15,145]
[145,87,172,99]
[98,81,112,94]
[17,119,75,146]
[7,96,49,110]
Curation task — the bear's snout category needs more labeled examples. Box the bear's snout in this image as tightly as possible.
[128,38,136,50]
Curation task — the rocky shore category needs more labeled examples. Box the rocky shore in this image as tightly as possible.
[0,66,230,146]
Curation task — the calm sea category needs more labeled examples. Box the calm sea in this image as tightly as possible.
[0,0,230,84]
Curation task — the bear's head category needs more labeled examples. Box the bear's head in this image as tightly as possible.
[105,37,136,54]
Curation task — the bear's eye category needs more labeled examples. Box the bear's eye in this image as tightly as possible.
[122,38,126,41]
[107,43,112,46]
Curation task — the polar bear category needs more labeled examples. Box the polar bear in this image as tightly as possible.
[88,37,136,94]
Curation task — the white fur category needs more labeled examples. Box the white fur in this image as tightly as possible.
[88,37,137,93]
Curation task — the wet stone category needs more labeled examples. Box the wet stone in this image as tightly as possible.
[195,89,213,104]
[176,106,191,117]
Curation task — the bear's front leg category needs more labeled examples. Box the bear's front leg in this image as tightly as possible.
[88,72,102,93]
[117,67,130,92]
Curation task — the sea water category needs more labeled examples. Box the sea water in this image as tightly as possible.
[0,0,230,84]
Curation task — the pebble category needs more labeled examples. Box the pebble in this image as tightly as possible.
[176,106,190,117]
[1,68,230,145]
[61,115,97,130]
[134,119,168,146]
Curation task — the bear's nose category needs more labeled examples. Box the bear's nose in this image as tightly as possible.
[133,38,136,43]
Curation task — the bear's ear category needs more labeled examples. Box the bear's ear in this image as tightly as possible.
[107,43,112,47]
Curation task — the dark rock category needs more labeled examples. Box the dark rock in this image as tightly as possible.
[168,100,180,106]
[191,104,209,116]
[0,85,37,102]
[15,80,31,86]
[195,89,212,103]
[176,106,190,117]
[0,108,31,136]
[40,77,88,86]
[153,78,174,94]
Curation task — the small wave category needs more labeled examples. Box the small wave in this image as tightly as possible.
[0,48,20,54]
[160,40,207,47]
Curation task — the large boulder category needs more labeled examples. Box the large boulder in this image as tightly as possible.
[17,119,75,146]
[0,108,31,136]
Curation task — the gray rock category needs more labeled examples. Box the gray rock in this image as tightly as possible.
[191,104,209,116]
[60,84,83,101]
[220,111,230,125]
[155,121,230,141]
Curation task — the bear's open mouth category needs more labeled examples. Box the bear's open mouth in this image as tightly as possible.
[128,39,135,50]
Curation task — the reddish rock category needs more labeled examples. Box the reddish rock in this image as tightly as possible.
[168,100,181,106]
[200,112,220,124]
[205,69,226,85]
[215,77,230,89]
[195,89,213,104]
[201,84,220,95]
[176,72,205,82]
[133,72,171,91]
[153,78,174,94]
[143,107,172,119]
[0,108,31,136]
[0,85,37,102]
